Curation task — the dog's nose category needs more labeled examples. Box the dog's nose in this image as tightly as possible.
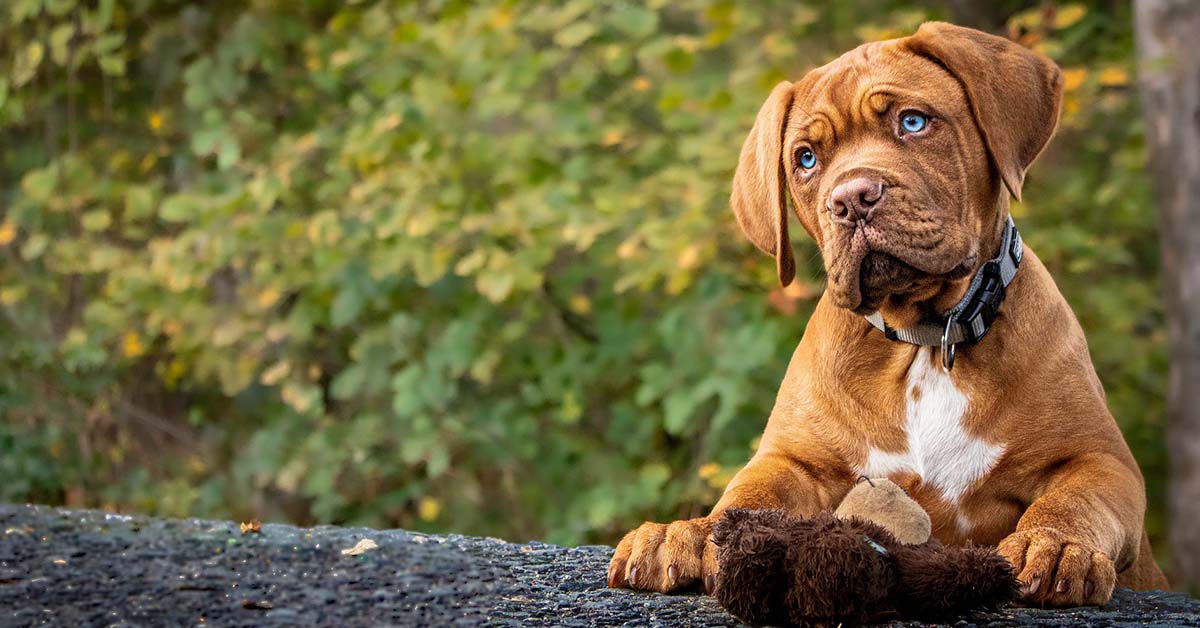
[827,178,885,222]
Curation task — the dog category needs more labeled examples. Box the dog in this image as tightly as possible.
[607,22,1168,607]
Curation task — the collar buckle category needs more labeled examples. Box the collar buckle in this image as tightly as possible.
[951,258,1006,346]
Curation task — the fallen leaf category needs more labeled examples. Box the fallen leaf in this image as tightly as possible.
[241,599,273,610]
[341,538,378,556]
[239,520,262,534]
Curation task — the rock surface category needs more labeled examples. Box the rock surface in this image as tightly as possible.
[1,503,1197,627]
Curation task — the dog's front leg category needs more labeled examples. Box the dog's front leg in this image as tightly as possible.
[997,452,1145,607]
[607,451,848,593]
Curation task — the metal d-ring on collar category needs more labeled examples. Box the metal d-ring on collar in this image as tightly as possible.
[941,316,957,370]
[864,217,1023,370]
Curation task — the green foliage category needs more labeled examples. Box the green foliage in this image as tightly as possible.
[0,1,1165,549]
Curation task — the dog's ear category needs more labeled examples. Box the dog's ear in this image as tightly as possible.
[731,81,796,287]
[906,22,1063,202]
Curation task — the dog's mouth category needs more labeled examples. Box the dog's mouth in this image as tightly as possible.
[847,250,977,315]
[824,223,978,313]
[853,252,924,314]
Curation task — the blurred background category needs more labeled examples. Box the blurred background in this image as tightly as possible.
[0,0,1190,582]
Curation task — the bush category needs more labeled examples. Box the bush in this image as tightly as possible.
[0,1,1163,548]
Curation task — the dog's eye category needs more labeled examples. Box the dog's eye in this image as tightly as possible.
[798,149,817,170]
[900,112,928,134]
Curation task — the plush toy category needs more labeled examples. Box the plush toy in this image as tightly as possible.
[711,478,1019,628]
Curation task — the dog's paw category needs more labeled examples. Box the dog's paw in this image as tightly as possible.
[607,518,718,594]
[998,527,1115,607]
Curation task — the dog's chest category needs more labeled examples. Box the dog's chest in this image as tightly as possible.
[858,347,1005,506]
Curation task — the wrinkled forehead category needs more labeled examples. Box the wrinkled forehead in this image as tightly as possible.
[788,39,968,142]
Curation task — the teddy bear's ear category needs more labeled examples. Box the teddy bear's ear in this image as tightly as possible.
[835,478,931,545]
[891,544,1020,620]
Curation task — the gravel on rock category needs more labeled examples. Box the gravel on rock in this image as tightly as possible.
[1,503,1197,627]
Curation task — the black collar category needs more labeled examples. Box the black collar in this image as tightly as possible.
[864,217,1022,369]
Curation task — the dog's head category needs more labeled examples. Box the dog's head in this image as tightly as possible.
[732,23,1062,316]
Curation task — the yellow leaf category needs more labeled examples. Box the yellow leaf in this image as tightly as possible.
[418,497,441,522]
[854,25,905,43]
[617,236,640,259]
[148,111,164,132]
[122,331,146,358]
[261,360,291,386]
[699,464,734,489]
[601,129,624,146]
[1098,66,1129,87]
[163,358,187,387]
[239,520,262,534]
[569,294,591,314]
[476,272,514,303]
[1053,3,1087,29]
[0,221,15,246]
[1063,94,1081,116]
[340,538,378,556]
[632,76,651,92]
[256,287,281,309]
[375,112,402,133]
[675,36,700,53]
[81,209,112,232]
[1008,8,1043,32]
[280,381,318,413]
[1062,67,1088,93]
[489,6,513,29]
[405,212,437,238]
[162,320,183,337]
[677,244,701,270]
[0,286,25,305]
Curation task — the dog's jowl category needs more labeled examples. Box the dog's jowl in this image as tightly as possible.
[608,22,1168,607]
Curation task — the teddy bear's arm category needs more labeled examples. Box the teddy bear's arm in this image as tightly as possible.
[892,543,1019,620]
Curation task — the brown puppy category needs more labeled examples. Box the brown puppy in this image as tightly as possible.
[608,22,1168,607]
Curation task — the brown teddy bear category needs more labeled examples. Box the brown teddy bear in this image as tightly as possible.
[711,478,1019,628]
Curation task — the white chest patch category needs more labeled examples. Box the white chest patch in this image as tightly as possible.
[859,347,1004,505]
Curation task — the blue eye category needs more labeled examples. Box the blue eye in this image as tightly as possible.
[901,112,928,133]
[798,149,817,169]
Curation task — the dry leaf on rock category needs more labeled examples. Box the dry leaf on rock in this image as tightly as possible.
[341,538,378,556]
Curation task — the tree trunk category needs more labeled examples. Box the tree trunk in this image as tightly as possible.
[1134,0,1200,592]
